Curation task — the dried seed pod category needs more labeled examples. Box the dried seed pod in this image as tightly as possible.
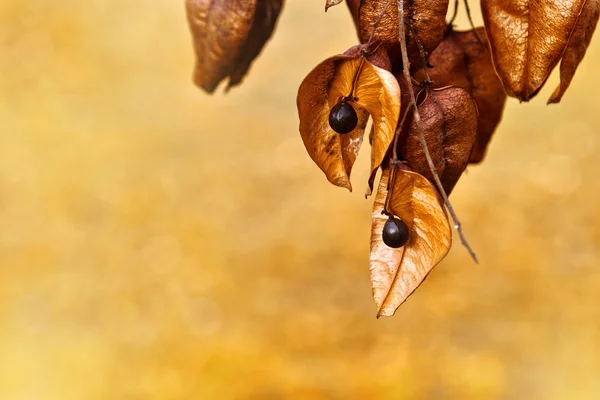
[548,0,600,104]
[358,0,450,69]
[370,168,451,317]
[186,0,284,93]
[420,27,507,164]
[482,0,589,101]
[366,74,422,196]
[400,87,478,195]
[346,0,361,27]
[297,45,400,191]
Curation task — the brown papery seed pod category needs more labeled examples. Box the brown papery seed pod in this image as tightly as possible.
[186,0,284,93]
[482,0,588,101]
[399,86,478,195]
[419,27,507,164]
[346,0,361,27]
[297,45,400,191]
[358,0,450,69]
[548,0,600,104]
[370,168,451,317]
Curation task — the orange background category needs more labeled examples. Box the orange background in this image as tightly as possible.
[1,1,600,398]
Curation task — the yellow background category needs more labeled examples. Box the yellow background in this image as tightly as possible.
[2,1,600,399]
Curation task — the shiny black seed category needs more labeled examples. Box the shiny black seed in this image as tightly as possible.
[328,101,358,134]
[382,216,410,248]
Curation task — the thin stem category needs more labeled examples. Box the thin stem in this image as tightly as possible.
[396,0,478,263]
[463,0,484,45]
[348,57,366,100]
[391,101,414,164]
[405,23,431,82]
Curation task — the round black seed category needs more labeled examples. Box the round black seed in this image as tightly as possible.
[328,101,358,134]
[382,216,410,248]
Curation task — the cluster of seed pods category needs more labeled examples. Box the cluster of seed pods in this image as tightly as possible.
[186,0,600,316]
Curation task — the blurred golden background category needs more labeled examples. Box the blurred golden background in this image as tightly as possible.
[2,1,600,399]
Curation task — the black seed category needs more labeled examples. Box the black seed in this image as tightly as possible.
[328,101,358,134]
[382,216,410,248]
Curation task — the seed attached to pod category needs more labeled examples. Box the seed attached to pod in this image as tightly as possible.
[382,216,410,248]
[328,100,358,134]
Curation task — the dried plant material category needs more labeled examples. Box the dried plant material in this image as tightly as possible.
[297,47,400,190]
[364,74,413,195]
[325,0,344,11]
[422,28,506,163]
[482,0,586,101]
[370,168,452,317]
[548,0,600,104]
[364,73,422,196]
[400,87,478,195]
[358,0,450,68]
[184,0,600,318]
[346,0,362,26]
[186,0,284,93]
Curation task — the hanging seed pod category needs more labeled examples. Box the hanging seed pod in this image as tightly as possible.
[186,0,284,93]
[548,0,600,104]
[481,0,599,101]
[297,45,400,190]
[399,86,478,195]
[370,168,451,317]
[358,0,450,69]
[419,27,507,164]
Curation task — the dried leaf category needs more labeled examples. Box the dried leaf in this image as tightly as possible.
[358,0,450,68]
[400,87,478,194]
[325,0,344,11]
[482,0,586,101]
[423,28,507,163]
[548,0,600,104]
[186,0,284,93]
[297,47,400,191]
[370,168,452,317]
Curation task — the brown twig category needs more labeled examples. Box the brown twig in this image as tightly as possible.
[396,0,478,263]
[391,101,414,164]
[349,0,391,100]
[405,23,431,82]
[382,167,397,215]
